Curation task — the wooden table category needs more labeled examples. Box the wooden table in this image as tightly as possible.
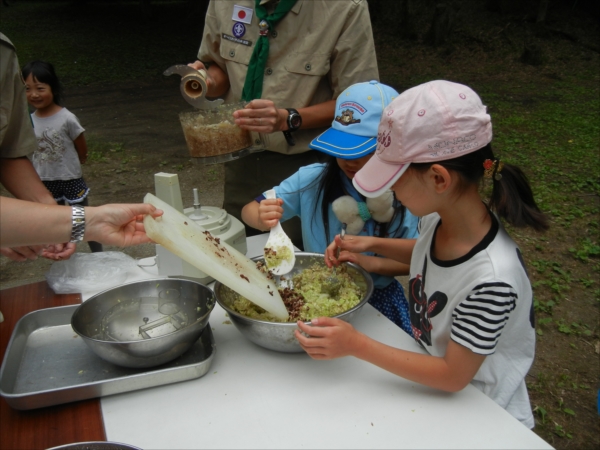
[0,281,105,450]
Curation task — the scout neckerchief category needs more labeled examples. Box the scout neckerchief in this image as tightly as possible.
[241,0,298,101]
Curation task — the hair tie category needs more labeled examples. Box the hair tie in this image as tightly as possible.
[483,159,504,181]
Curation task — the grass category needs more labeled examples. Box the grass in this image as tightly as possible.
[2,1,599,447]
[1,0,204,86]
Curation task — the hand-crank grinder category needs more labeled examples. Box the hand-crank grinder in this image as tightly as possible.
[163,65,264,165]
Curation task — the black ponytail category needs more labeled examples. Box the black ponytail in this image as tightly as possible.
[488,161,549,231]
[411,144,549,232]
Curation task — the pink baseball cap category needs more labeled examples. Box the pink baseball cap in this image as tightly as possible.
[352,80,493,198]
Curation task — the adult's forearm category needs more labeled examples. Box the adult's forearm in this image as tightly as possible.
[0,197,70,247]
[0,157,55,204]
[206,64,230,98]
[296,99,336,130]
[272,99,335,134]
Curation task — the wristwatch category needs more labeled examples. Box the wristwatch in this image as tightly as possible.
[70,205,86,243]
[283,108,302,146]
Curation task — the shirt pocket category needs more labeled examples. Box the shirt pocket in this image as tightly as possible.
[284,52,330,77]
[219,38,254,66]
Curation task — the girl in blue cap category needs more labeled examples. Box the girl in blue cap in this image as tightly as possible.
[242,81,419,335]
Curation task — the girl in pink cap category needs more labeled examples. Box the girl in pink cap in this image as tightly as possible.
[295,80,549,429]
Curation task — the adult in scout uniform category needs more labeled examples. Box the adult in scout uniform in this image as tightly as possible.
[191,0,379,249]
[0,33,76,261]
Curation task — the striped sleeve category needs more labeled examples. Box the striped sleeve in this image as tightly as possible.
[450,281,517,355]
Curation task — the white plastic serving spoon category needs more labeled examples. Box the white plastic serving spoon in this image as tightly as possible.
[263,189,296,275]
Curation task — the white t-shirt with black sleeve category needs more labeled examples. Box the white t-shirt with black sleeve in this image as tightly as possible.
[408,212,536,429]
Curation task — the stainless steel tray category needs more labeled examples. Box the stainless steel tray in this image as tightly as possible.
[0,305,215,410]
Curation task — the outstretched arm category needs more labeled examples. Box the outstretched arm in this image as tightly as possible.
[324,234,417,268]
[0,197,163,248]
[0,157,62,260]
[337,252,410,277]
[295,317,485,392]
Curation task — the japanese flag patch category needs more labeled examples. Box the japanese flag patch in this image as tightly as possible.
[232,5,253,25]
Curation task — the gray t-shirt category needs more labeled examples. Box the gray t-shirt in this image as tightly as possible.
[30,107,85,180]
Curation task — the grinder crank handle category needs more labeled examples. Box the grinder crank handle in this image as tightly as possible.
[163,64,224,110]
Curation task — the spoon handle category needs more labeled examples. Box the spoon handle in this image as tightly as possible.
[335,223,347,260]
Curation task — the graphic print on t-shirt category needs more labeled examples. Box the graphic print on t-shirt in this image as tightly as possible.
[408,257,448,346]
[35,127,65,162]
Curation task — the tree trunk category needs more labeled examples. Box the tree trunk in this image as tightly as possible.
[398,0,418,39]
[536,0,549,23]
[425,3,456,47]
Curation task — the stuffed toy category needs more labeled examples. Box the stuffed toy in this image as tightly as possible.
[331,191,394,234]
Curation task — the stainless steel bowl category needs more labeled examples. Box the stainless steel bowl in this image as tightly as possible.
[214,252,373,353]
[47,442,141,450]
[72,278,215,368]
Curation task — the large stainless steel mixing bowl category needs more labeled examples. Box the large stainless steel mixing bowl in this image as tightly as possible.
[47,442,141,450]
[214,252,373,353]
[72,278,215,368]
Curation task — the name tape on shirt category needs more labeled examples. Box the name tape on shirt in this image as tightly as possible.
[222,33,253,47]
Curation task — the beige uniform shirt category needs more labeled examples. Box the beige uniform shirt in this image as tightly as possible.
[0,33,37,158]
[198,0,379,155]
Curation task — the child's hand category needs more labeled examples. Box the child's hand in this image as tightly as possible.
[0,245,45,262]
[258,197,284,229]
[295,317,361,359]
[41,242,77,260]
[324,234,373,268]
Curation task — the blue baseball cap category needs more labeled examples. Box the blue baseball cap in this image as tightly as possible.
[309,80,399,160]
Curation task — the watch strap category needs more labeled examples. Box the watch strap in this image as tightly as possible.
[70,205,86,243]
[283,130,296,146]
[283,108,301,146]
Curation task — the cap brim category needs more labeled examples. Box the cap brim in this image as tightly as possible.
[352,155,410,198]
[309,128,376,159]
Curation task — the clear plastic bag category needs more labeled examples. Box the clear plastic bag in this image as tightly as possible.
[46,252,142,294]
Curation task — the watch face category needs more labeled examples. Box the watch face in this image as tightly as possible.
[290,114,302,129]
[287,109,302,131]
